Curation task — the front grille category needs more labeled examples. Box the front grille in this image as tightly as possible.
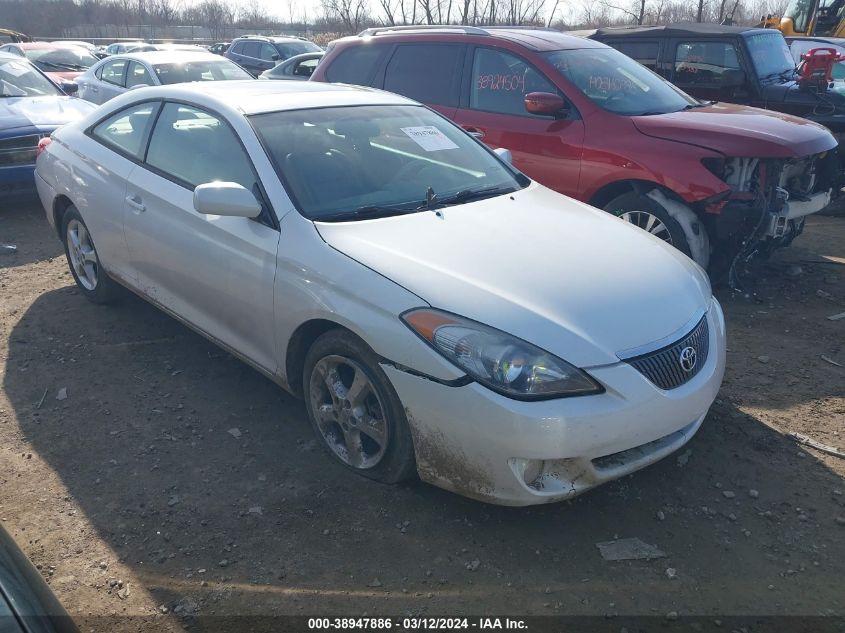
[624,316,709,390]
[0,134,41,167]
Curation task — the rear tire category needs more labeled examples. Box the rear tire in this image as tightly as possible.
[604,191,710,269]
[302,330,416,484]
[61,206,122,304]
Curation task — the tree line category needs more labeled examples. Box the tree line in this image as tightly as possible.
[0,0,791,41]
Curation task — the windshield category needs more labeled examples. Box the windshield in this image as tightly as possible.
[745,32,795,79]
[250,105,527,220]
[0,58,61,97]
[543,48,699,116]
[25,47,98,72]
[275,41,322,59]
[153,60,252,83]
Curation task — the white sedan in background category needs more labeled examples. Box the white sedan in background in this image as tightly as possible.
[34,82,726,506]
[76,50,252,105]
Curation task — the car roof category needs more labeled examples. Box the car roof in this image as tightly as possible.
[138,80,416,115]
[785,35,845,43]
[234,35,311,43]
[345,26,605,51]
[113,50,226,63]
[592,22,765,38]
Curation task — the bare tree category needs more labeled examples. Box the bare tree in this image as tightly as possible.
[600,0,649,24]
[378,0,401,24]
[150,0,182,28]
[321,0,369,33]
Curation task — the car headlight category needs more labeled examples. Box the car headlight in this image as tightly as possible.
[402,309,603,400]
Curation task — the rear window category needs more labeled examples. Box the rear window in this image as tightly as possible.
[274,41,322,59]
[325,44,388,86]
[384,44,464,107]
[153,60,251,83]
[607,40,661,70]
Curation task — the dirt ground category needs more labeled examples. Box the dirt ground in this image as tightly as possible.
[1,197,843,632]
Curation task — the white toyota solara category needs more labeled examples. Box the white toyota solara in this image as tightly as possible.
[34,81,726,506]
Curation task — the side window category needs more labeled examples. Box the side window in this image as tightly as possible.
[611,40,660,70]
[294,58,319,77]
[91,102,158,159]
[126,61,154,88]
[146,103,257,191]
[324,45,388,85]
[242,42,261,58]
[101,59,127,86]
[383,44,464,107]
[230,41,244,55]
[470,48,558,117]
[674,41,740,86]
[260,43,278,61]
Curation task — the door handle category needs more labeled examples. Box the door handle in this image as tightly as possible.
[91,86,98,92]
[463,127,485,140]
[125,195,146,213]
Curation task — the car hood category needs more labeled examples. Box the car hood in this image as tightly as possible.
[44,70,84,82]
[0,95,95,133]
[315,184,712,368]
[633,102,836,158]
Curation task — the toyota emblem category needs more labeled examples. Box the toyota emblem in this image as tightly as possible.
[679,346,697,373]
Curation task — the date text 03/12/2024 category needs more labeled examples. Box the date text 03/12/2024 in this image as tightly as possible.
[308,618,528,630]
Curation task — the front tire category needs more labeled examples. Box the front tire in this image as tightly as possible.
[61,206,121,304]
[604,191,710,269]
[302,330,416,484]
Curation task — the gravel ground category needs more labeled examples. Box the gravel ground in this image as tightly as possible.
[1,197,843,632]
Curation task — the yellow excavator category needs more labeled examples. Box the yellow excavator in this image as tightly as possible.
[760,0,845,36]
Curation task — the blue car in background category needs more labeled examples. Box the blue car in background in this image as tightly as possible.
[0,52,94,197]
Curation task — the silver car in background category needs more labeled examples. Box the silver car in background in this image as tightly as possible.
[76,50,252,105]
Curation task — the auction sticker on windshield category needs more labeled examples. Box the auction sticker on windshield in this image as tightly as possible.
[401,126,459,151]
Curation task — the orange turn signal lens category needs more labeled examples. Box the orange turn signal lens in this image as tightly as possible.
[402,309,459,342]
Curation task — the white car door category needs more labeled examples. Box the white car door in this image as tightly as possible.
[70,101,162,283]
[122,101,280,373]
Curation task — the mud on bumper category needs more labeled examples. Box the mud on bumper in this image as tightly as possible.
[383,300,726,506]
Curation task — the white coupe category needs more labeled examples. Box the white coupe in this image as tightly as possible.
[34,81,726,505]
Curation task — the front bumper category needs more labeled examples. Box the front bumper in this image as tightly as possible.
[384,299,726,506]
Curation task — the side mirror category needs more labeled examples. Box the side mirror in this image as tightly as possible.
[524,91,568,116]
[60,80,78,95]
[721,69,746,88]
[271,53,280,61]
[493,147,512,164]
[294,64,313,77]
[193,182,262,218]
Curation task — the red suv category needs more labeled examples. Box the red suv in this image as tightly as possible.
[311,26,837,276]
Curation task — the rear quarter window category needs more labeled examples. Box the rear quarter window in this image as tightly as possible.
[324,44,389,86]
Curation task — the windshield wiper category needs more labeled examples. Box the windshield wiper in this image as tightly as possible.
[433,185,517,207]
[313,204,422,222]
[37,60,81,71]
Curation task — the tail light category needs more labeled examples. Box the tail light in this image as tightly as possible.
[35,136,52,159]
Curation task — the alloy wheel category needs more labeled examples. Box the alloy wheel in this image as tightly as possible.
[309,355,389,469]
[619,210,674,245]
[66,219,99,290]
